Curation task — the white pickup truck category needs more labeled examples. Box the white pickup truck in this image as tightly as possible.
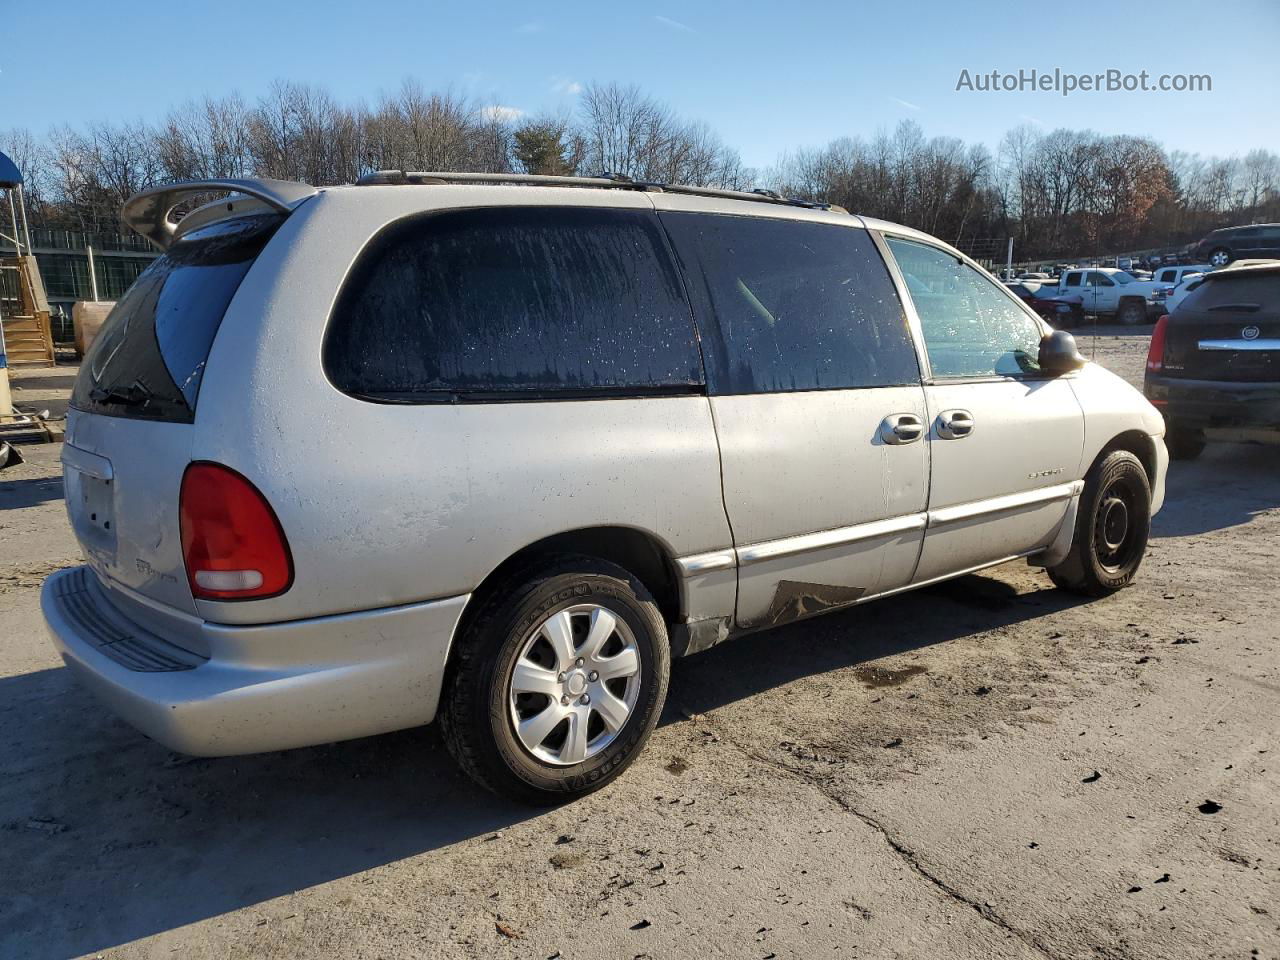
[1055,267,1160,324]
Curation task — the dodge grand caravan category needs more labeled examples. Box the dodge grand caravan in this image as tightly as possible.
[42,172,1168,803]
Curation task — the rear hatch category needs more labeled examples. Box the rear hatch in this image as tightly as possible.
[1162,265,1280,382]
[64,212,283,615]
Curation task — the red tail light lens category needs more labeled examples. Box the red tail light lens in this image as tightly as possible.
[180,462,293,600]
[1146,315,1170,373]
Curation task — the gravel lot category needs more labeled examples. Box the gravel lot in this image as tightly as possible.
[2,329,1277,960]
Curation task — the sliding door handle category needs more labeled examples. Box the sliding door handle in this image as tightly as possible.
[880,413,924,445]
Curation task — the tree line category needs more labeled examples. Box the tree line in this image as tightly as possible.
[2,79,1276,260]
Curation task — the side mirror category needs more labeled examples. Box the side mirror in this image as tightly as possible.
[1038,330,1086,375]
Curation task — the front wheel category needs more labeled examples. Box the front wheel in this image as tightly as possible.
[1208,247,1232,268]
[1118,299,1148,326]
[439,556,670,804]
[1048,450,1152,597]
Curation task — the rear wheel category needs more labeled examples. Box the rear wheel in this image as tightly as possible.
[1208,247,1232,268]
[1048,450,1151,597]
[439,556,670,804]
[1118,299,1148,325]
[1166,424,1206,461]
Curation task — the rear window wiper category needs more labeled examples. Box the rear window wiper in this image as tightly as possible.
[90,382,154,407]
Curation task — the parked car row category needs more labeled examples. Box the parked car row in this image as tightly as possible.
[1012,224,1280,293]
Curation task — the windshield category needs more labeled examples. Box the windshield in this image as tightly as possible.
[1112,271,1135,285]
[71,213,282,423]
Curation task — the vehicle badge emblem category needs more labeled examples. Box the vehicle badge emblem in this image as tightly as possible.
[1242,325,1260,340]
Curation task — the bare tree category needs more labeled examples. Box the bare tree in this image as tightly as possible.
[10,75,1279,259]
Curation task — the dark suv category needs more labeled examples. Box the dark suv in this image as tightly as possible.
[1145,261,1280,459]
[1193,224,1280,268]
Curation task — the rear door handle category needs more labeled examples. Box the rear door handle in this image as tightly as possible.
[937,409,975,440]
[880,413,924,445]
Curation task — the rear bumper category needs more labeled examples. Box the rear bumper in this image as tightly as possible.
[42,566,468,756]
[1145,375,1280,431]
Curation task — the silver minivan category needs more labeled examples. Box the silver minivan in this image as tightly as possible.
[42,172,1168,802]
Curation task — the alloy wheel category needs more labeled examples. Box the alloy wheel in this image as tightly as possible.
[507,603,642,765]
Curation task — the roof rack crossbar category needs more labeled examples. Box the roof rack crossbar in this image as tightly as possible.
[354,170,845,213]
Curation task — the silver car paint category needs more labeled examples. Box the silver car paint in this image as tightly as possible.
[44,565,466,755]
[62,412,198,614]
[43,183,1168,758]
[908,377,1086,583]
[710,387,929,627]
[192,187,736,626]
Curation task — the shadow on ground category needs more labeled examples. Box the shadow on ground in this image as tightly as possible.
[0,570,1084,958]
[4,420,1271,956]
[10,374,78,393]
[0,476,63,510]
[668,572,1087,720]
[1153,442,1280,538]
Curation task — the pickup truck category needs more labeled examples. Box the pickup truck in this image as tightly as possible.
[1056,267,1160,324]
[1150,264,1212,307]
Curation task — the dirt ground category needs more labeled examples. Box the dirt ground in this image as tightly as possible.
[1,329,1277,960]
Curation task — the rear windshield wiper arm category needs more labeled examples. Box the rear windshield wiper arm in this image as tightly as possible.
[90,382,154,407]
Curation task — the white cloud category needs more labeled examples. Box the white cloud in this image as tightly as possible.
[480,105,525,123]
[550,77,583,96]
[890,96,922,111]
[1019,114,1046,127]
[654,14,695,32]
[517,21,543,33]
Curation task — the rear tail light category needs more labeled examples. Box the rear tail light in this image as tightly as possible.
[1146,315,1170,374]
[180,462,293,600]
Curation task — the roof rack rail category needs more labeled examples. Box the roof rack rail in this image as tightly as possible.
[354,170,845,214]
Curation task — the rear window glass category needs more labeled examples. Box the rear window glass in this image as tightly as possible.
[1183,270,1280,312]
[71,214,281,423]
[323,206,702,401]
[660,212,919,394]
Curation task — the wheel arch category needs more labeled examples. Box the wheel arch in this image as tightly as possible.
[452,525,684,655]
[1095,429,1158,484]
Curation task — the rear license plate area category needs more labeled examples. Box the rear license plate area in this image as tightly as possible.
[67,469,118,561]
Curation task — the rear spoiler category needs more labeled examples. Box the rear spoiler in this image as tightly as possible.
[121,178,318,251]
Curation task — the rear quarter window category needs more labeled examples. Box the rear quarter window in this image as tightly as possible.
[322,206,703,401]
[72,214,282,423]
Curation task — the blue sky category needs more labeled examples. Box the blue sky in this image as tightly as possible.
[4,0,1277,169]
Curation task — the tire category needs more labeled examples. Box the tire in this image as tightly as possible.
[439,556,670,804]
[1166,424,1206,461]
[1047,450,1152,597]
[1118,299,1147,326]
[1208,247,1232,268]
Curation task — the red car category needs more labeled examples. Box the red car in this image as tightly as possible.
[1005,281,1085,328]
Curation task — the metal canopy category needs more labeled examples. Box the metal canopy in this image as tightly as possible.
[0,152,21,189]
